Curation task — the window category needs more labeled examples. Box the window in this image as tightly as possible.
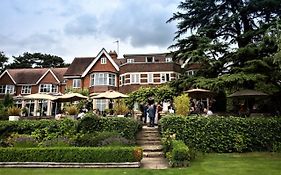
[130,74,140,84]
[96,99,107,112]
[91,73,116,86]
[160,73,171,83]
[127,59,134,63]
[21,85,31,94]
[147,73,154,83]
[187,70,195,76]
[73,79,81,88]
[165,57,172,62]
[146,56,154,63]
[0,85,15,94]
[101,57,107,64]
[39,84,58,93]
[121,76,125,85]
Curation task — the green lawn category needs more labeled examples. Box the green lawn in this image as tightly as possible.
[1,152,280,175]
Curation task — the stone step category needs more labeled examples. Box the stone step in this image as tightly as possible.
[142,145,163,152]
[137,140,162,145]
[143,151,164,158]
[141,157,169,169]
[137,137,161,142]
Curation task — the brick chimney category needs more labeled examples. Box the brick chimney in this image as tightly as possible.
[109,50,118,59]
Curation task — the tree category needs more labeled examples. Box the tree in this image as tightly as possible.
[168,0,281,93]
[8,52,66,68]
[0,51,9,73]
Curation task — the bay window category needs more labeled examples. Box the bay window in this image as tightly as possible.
[0,85,15,94]
[91,73,116,86]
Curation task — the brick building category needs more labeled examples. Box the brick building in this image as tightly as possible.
[0,48,186,114]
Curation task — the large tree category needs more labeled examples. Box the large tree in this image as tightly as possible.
[8,52,66,69]
[168,0,281,92]
[0,51,9,73]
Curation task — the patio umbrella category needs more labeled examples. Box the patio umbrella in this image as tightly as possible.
[92,90,128,99]
[228,89,268,98]
[185,88,214,99]
[23,93,58,100]
[55,93,88,102]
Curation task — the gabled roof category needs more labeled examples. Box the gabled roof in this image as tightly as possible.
[64,57,95,77]
[81,48,119,77]
[2,68,67,85]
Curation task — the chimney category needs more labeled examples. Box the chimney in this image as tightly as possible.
[109,50,118,59]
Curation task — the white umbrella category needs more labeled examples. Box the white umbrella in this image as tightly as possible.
[93,90,128,99]
[55,93,88,102]
[185,88,214,98]
[23,93,58,100]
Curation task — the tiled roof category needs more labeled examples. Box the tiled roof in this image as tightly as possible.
[8,68,48,84]
[7,67,67,84]
[64,57,95,76]
[51,68,68,82]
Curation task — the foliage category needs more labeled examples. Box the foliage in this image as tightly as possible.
[127,85,177,109]
[41,136,73,147]
[173,94,190,115]
[0,147,143,162]
[167,140,191,167]
[74,132,120,147]
[65,87,89,96]
[7,134,38,148]
[77,114,141,140]
[7,106,21,116]
[8,52,66,68]
[168,0,281,93]
[0,51,9,73]
[159,115,281,153]
[64,105,78,115]
[113,99,129,115]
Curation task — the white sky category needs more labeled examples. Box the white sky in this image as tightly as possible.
[0,0,181,63]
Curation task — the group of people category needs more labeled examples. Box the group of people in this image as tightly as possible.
[142,102,163,127]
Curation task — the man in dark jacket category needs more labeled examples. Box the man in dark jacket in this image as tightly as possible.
[147,104,156,127]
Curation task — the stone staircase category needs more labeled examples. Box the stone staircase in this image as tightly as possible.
[137,126,169,169]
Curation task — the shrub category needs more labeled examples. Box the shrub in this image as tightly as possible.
[77,114,141,140]
[41,136,73,147]
[74,132,120,147]
[65,105,78,115]
[173,94,190,115]
[164,139,191,167]
[7,134,38,148]
[159,115,281,152]
[0,147,143,162]
[113,99,129,115]
[7,106,21,116]
[98,136,135,146]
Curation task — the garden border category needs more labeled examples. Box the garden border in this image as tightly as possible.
[0,162,141,168]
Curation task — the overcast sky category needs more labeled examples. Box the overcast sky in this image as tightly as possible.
[0,0,180,63]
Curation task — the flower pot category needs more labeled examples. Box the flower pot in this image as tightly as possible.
[117,114,124,117]
[9,116,20,121]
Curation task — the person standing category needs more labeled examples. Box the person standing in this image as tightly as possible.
[147,103,156,127]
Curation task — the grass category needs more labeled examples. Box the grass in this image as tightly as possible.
[0,152,281,175]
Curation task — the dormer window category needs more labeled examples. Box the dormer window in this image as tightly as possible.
[101,57,107,64]
[146,56,154,63]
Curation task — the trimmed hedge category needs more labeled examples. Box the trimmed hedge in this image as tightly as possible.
[167,140,191,167]
[159,115,281,152]
[0,147,143,162]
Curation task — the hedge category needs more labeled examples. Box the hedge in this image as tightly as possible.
[166,140,191,167]
[0,147,143,162]
[0,116,141,140]
[159,115,281,152]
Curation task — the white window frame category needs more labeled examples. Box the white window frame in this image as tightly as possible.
[120,75,125,85]
[101,57,107,64]
[96,99,107,112]
[147,73,154,83]
[146,56,154,63]
[160,73,171,83]
[73,79,81,88]
[130,74,140,84]
[127,59,134,63]
[187,70,195,76]
[0,85,15,94]
[91,73,116,86]
[21,85,32,94]
[165,57,173,62]
[39,84,58,93]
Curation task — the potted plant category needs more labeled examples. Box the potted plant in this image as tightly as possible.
[113,100,129,117]
[64,105,78,119]
[7,106,21,121]
[21,107,28,117]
